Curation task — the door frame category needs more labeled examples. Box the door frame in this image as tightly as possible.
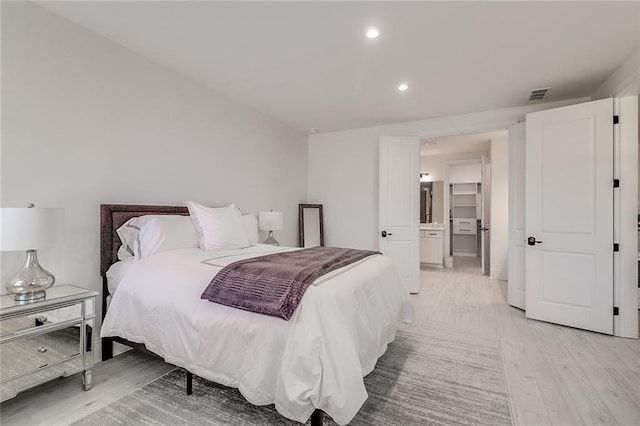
[614,96,638,339]
[481,154,490,275]
[507,121,526,310]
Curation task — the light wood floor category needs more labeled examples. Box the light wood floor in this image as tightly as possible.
[1,257,639,425]
[415,257,640,426]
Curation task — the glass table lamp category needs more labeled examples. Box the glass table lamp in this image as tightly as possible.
[0,206,65,302]
[259,211,283,246]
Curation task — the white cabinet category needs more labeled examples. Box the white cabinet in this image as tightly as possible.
[453,218,476,235]
[420,229,443,266]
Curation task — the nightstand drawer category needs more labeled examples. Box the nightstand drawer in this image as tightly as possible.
[0,324,81,381]
[1,356,84,402]
[0,303,82,338]
[0,285,97,402]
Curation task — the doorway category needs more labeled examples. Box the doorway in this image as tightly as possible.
[380,97,637,337]
[418,130,507,278]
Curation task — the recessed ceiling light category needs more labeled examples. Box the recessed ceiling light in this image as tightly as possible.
[366,28,380,39]
[398,83,409,91]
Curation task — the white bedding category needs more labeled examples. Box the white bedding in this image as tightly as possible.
[101,244,413,424]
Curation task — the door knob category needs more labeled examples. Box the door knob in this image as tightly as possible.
[381,231,393,238]
[527,236,542,246]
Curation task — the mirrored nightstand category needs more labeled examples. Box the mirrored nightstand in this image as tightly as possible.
[0,285,98,402]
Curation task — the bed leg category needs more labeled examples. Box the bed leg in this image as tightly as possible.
[101,338,113,361]
[310,409,323,426]
[186,370,193,395]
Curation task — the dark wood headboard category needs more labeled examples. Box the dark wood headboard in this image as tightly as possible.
[100,204,188,315]
[100,204,189,360]
[100,204,188,277]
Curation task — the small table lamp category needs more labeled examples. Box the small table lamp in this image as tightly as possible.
[259,211,283,246]
[0,205,65,302]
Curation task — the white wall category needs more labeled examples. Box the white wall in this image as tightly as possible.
[490,134,508,280]
[432,181,444,224]
[309,98,589,251]
[449,162,482,184]
[0,4,307,314]
[420,151,487,182]
[592,48,640,100]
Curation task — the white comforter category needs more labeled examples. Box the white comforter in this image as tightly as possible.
[101,244,413,424]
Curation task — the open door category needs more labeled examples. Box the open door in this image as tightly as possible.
[480,155,490,275]
[507,122,526,310]
[525,98,613,334]
[379,136,420,293]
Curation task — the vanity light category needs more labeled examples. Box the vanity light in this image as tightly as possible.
[398,83,409,91]
[420,173,430,182]
[366,28,380,39]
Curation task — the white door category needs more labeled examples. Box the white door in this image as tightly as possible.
[480,155,490,275]
[379,136,420,293]
[525,98,613,334]
[507,122,526,310]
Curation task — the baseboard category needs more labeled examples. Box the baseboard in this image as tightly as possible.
[490,268,507,281]
[453,252,477,257]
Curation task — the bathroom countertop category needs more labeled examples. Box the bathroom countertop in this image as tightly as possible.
[420,224,445,231]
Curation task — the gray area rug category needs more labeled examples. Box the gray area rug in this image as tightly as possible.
[74,324,512,425]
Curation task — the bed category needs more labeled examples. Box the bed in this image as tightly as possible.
[99,204,413,425]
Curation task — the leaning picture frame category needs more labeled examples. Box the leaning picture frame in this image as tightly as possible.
[298,204,324,248]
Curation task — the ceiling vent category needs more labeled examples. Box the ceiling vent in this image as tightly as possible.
[529,87,551,102]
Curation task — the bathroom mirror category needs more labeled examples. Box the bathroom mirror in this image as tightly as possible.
[420,182,433,223]
[298,204,324,247]
[420,181,444,223]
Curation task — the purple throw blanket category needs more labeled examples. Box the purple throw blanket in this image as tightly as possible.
[201,247,380,320]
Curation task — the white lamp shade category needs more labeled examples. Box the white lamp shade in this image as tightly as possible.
[258,211,283,231]
[0,208,65,251]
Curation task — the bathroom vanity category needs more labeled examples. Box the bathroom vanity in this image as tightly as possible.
[420,224,444,267]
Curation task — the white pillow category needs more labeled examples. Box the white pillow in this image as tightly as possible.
[116,215,199,260]
[242,213,259,244]
[138,215,200,258]
[186,201,251,250]
[116,216,151,260]
[117,244,135,261]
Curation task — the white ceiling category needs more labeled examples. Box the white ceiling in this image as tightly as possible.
[38,1,640,134]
